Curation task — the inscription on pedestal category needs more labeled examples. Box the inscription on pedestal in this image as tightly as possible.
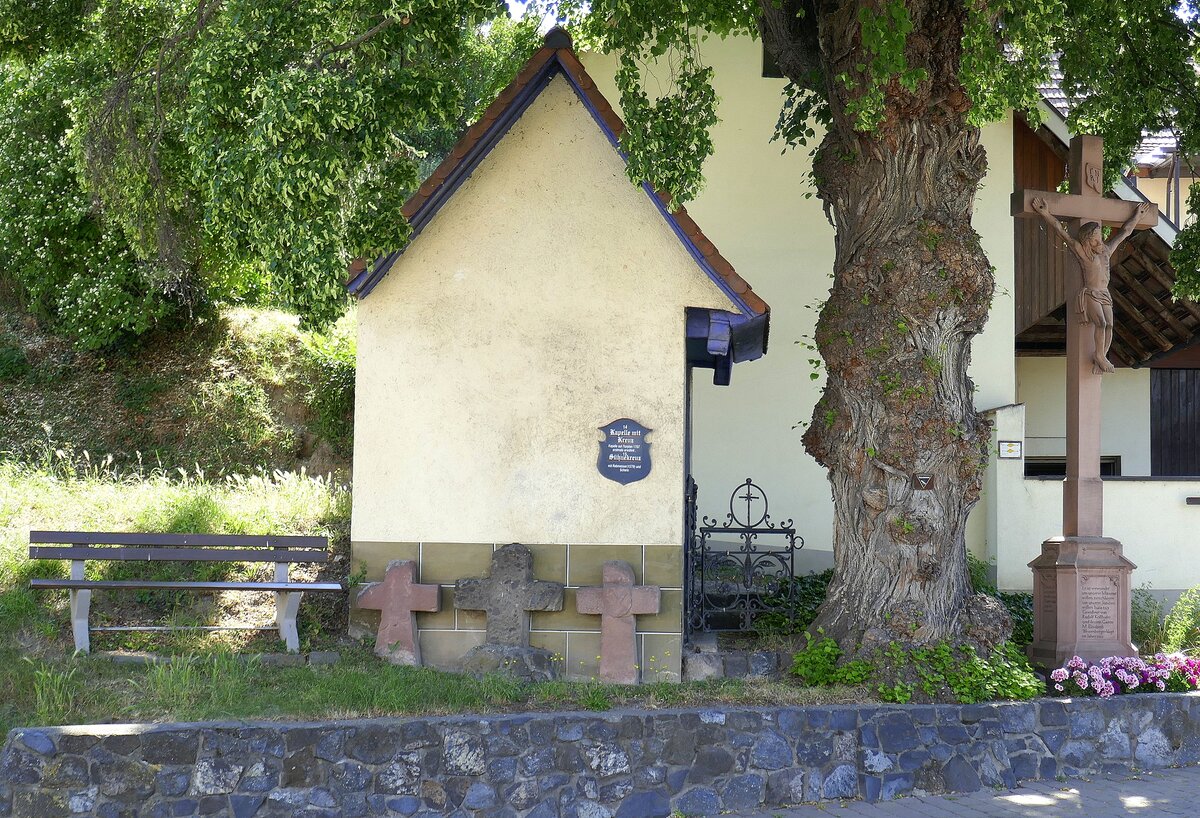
[1027,536,1135,668]
[1039,573,1057,617]
[1079,572,1119,640]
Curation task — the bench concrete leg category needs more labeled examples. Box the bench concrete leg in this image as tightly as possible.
[276,592,302,653]
[69,589,91,654]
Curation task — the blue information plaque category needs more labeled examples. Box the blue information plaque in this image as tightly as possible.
[597,418,652,485]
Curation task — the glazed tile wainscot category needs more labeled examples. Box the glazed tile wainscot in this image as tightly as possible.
[4,694,1200,817]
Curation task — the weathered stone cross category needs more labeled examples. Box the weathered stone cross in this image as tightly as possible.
[576,560,661,684]
[356,560,440,665]
[1013,134,1157,666]
[455,543,563,647]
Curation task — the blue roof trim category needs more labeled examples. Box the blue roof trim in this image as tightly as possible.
[553,63,758,320]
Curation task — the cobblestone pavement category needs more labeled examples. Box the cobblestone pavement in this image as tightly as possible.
[738,765,1200,817]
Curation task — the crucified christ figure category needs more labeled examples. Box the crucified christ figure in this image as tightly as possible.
[1031,197,1152,373]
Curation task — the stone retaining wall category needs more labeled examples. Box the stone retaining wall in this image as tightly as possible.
[4,694,1200,817]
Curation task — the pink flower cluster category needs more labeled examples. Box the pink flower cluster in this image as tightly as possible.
[1049,654,1200,698]
[1160,653,1200,690]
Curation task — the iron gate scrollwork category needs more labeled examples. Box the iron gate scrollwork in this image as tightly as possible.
[685,478,804,639]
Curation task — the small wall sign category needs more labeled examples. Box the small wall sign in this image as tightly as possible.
[598,419,652,485]
[912,473,935,490]
[998,440,1023,459]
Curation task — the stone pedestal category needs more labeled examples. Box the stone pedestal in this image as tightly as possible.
[1027,536,1136,669]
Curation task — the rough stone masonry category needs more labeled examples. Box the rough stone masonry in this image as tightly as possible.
[3,694,1200,817]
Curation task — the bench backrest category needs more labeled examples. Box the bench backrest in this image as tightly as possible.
[29,531,330,564]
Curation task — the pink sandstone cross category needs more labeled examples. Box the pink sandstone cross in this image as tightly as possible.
[356,560,440,665]
[1013,136,1157,540]
[576,560,661,685]
[1014,135,1158,666]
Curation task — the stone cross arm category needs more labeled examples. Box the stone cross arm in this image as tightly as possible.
[576,583,660,617]
[525,580,565,612]
[1011,190,1158,229]
[454,577,564,612]
[453,578,492,611]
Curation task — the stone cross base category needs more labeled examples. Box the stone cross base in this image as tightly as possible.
[460,644,560,682]
[1028,536,1136,669]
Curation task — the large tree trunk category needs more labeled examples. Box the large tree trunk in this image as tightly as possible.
[764,0,1011,650]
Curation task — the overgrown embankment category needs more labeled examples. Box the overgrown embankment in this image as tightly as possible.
[0,305,355,476]
[0,302,362,730]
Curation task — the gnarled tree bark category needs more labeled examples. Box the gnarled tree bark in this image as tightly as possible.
[764,0,1011,650]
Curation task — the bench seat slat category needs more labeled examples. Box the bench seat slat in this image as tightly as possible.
[28,546,329,564]
[31,579,343,592]
[29,531,327,549]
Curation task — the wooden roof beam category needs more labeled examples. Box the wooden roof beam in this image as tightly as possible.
[1110,265,1193,339]
[1110,288,1174,353]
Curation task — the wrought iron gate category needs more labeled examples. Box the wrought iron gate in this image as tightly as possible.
[684,477,804,639]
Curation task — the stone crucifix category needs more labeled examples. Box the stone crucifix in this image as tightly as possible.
[455,543,563,647]
[1013,134,1157,666]
[576,560,661,685]
[356,560,440,665]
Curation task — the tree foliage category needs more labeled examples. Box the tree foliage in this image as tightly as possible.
[6,2,1194,341]
[565,0,1198,275]
[0,2,539,346]
[0,54,172,348]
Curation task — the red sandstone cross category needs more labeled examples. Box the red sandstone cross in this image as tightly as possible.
[356,560,440,665]
[576,561,661,685]
[1012,135,1158,538]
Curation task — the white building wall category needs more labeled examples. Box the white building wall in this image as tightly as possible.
[1017,357,1152,476]
[985,403,1200,596]
[585,38,1017,558]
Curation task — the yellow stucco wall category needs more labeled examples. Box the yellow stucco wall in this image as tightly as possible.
[352,75,734,548]
[584,38,1017,557]
[1136,176,1197,228]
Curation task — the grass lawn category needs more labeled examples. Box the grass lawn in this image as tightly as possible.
[0,456,872,733]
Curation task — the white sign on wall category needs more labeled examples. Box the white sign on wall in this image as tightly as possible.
[998,440,1023,459]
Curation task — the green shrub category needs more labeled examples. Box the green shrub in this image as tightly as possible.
[1163,586,1200,653]
[998,591,1033,648]
[0,60,176,350]
[755,569,832,635]
[967,552,995,594]
[301,315,356,451]
[0,338,28,379]
[967,553,1033,648]
[1131,585,1166,655]
[789,631,873,686]
[874,641,1042,704]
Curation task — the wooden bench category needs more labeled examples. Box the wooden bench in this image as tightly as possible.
[28,531,343,654]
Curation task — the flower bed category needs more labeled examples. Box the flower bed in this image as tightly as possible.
[1050,654,1200,698]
